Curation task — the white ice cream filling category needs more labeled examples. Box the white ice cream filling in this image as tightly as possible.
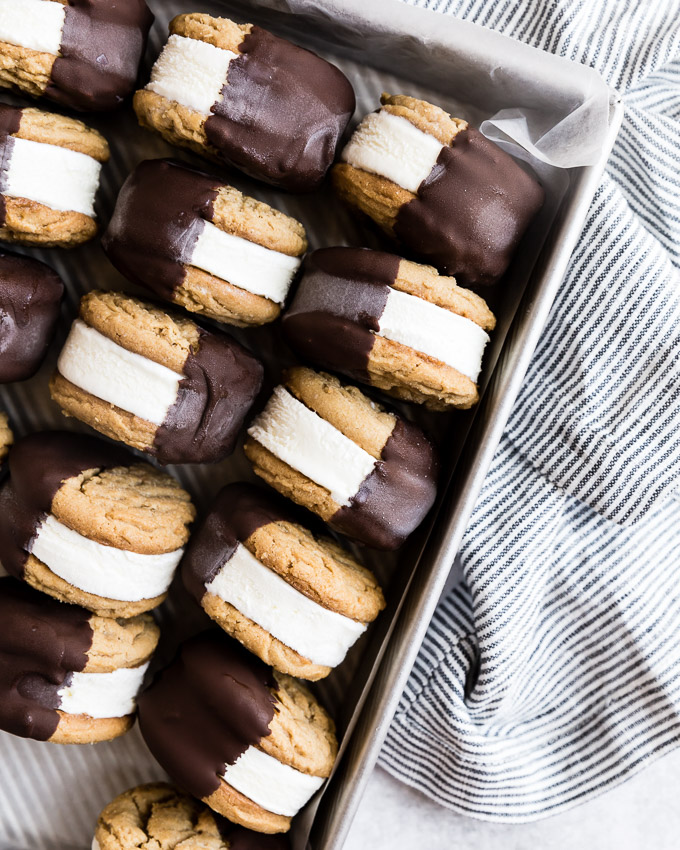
[206,543,366,668]
[222,746,325,818]
[29,515,182,602]
[247,387,376,506]
[378,287,490,383]
[58,663,149,719]
[57,320,183,426]
[190,221,300,305]
[341,110,443,194]
[3,137,101,217]
[146,33,236,115]
[0,0,65,55]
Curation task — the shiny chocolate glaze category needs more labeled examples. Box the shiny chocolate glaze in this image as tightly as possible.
[0,103,22,226]
[47,0,154,111]
[395,128,545,286]
[331,416,438,550]
[205,25,355,192]
[0,250,64,383]
[137,631,277,800]
[152,327,264,466]
[0,577,92,740]
[102,159,220,304]
[217,819,290,850]
[181,481,299,602]
[282,247,399,380]
[0,430,131,580]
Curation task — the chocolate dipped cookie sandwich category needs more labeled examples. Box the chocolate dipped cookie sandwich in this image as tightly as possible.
[0,0,153,111]
[333,94,545,286]
[50,290,264,465]
[182,483,385,681]
[102,159,307,327]
[0,102,108,246]
[0,578,159,744]
[93,783,290,850]
[0,411,12,476]
[244,367,437,550]
[138,631,337,834]
[283,247,496,410]
[134,13,355,191]
[0,431,194,617]
[0,250,64,382]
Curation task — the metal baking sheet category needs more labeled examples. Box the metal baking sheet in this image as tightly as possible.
[0,1,622,849]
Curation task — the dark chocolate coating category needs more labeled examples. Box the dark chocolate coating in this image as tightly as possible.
[394,128,545,286]
[216,819,290,850]
[0,577,93,740]
[46,0,154,111]
[282,247,400,380]
[0,251,64,383]
[181,482,299,602]
[205,25,355,192]
[101,159,219,304]
[152,327,264,466]
[0,103,22,226]
[0,430,131,580]
[138,631,277,800]
[331,416,438,550]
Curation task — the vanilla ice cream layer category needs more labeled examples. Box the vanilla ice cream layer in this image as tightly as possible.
[341,110,443,194]
[248,387,376,506]
[92,839,100,850]
[57,320,183,426]
[191,221,300,305]
[207,543,366,667]
[223,746,325,818]
[4,137,101,217]
[378,287,490,382]
[0,0,65,55]
[58,663,149,719]
[146,34,236,115]
[30,515,182,602]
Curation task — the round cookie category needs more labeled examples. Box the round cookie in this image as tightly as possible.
[182,482,385,681]
[283,247,496,410]
[0,102,108,247]
[0,577,159,744]
[0,430,195,617]
[0,250,64,382]
[332,93,545,286]
[50,290,264,465]
[138,631,337,834]
[93,782,291,850]
[102,159,307,327]
[0,0,154,111]
[133,14,355,192]
[244,367,438,550]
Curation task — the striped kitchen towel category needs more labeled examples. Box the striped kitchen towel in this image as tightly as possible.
[382,0,680,821]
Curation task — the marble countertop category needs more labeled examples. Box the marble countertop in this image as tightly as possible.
[343,748,680,849]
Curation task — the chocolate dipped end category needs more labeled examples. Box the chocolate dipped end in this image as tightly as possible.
[206,26,355,192]
[395,129,545,286]
[0,251,64,383]
[0,577,92,740]
[332,417,438,550]
[48,0,154,111]
[102,159,220,303]
[282,247,400,380]
[217,821,290,850]
[153,330,264,465]
[137,631,277,800]
[181,482,301,602]
[0,104,22,226]
[0,430,131,579]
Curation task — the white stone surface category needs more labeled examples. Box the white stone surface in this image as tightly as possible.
[344,758,680,849]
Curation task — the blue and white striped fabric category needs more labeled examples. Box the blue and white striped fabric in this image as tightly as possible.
[382,0,680,821]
